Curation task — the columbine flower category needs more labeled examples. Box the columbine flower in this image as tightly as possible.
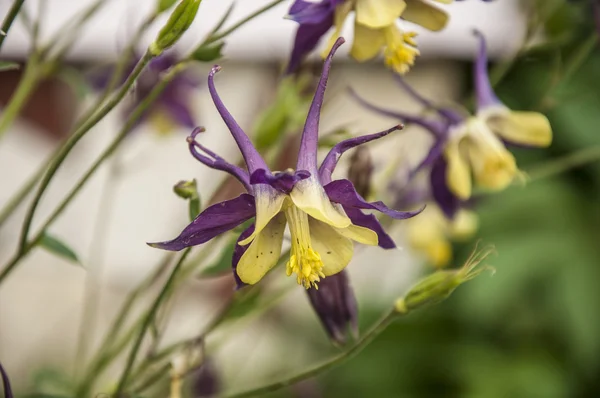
[286,0,452,74]
[149,38,421,289]
[91,52,199,134]
[351,31,552,217]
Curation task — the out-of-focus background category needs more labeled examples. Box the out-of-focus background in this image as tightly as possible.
[1,0,599,397]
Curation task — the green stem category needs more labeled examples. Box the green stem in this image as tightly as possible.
[224,310,399,398]
[0,0,26,51]
[16,51,154,255]
[0,60,187,285]
[526,146,600,181]
[203,0,286,45]
[0,53,43,139]
[113,248,192,396]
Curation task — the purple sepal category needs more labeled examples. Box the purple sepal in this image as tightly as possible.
[343,206,396,249]
[163,97,196,128]
[306,269,358,345]
[319,125,402,185]
[187,127,251,192]
[286,16,334,75]
[0,362,13,398]
[393,75,464,125]
[430,157,461,219]
[409,136,447,179]
[232,223,255,290]
[250,169,311,194]
[288,0,335,24]
[324,179,423,220]
[348,88,448,139]
[473,30,501,110]
[297,37,345,172]
[208,66,269,173]
[148,194,256,251]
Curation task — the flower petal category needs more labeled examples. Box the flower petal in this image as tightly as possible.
[343,205,396,249]
[163,97,196,128]
[232,223,255,289]
[288,0,334,24]
[485,109,552,148]
[238,185,286,246]
[250,169,311,194]
[236,213,287,285]
[208,66,268,173]
[336,223,379,246]
[319,124,402,184]
[430,156,462,219]
[350,23,386,61]
[473,30,501,110]
[309,217,354,276]
[403,0,449,31]
[355,0,407,29]
[286,14,334,74]
[297,37,345,173]
[148,194,256,251]
[444,138,472,200]
[324,179,423,219]
[290,177,351,228]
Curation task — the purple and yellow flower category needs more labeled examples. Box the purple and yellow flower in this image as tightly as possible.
[352,31,552,218]
[287,0,452,74]
[92,52,199,134]
[149,38,421,289]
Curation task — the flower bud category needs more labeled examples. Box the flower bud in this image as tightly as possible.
[306,270,358,345]
[150,0,201,56]
[173,179,201,220]
[347,146,373,198]
[156,0,178,13]
[395,245,495,314]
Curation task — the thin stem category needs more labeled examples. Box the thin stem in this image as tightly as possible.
[113,248,192,396]
[0,0,26,51]
[526,146,600,182]
[0,60,188,285]
[0,53,44,139]
[16,51,154,255]
[203,0,285,45]
[224,310,399,398]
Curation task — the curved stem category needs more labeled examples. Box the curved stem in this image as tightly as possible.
[113,248,192,396]
[0,60,188,285]
[526,146,600,182]
[16,51,154,255]
[224,310,399,398]
[0,0,26,51]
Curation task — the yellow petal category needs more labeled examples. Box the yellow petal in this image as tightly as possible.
[425,239,452,268]
[485,110,553,148]
[405,205,452,268]
[449,209,479,241]
[403,0,449,31]
[444,138,472,200]
[336,223,379,246]
[236,213,286,285]
[350,23,386,61]
[308,217,354,276]
[290,177,351,229]
[238,186,285,246]
[320,1,353,58]
[355,0,407,29]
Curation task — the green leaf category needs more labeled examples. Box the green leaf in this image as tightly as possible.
[39,233,81,265]
[191,41,225,62]
[0,61,19,72]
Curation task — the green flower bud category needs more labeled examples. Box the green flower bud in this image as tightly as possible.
[395,245,495,314]
[150,0,202,56]
[173,179,201,220]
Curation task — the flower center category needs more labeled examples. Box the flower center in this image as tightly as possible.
[383,27,419,75]
[284,204,325,289]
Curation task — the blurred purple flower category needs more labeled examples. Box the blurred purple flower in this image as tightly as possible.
[91,52,199,133]
[1,362,13,398]
[149,38,421,289]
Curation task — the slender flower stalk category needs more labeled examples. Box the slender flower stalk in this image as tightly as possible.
[150,37,421,289]
[0,0,26,51]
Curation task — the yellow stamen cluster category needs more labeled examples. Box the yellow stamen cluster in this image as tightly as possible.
[384,28,419,75]
[284,204,325,289]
